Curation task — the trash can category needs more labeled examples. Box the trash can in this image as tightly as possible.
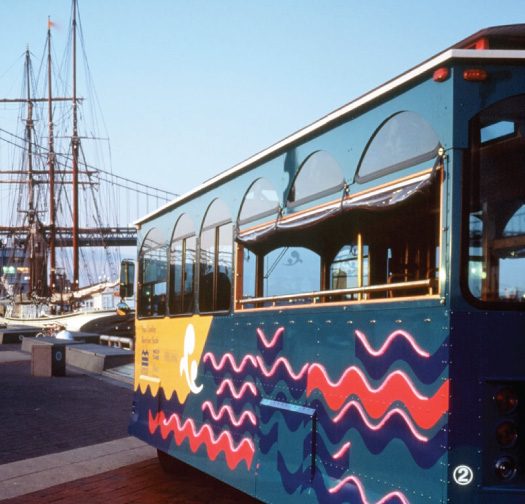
[31,344,66,377]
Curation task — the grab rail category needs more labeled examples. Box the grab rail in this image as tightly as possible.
[237,278,435,307]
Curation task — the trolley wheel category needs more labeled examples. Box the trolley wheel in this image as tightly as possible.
[157,448,190,475]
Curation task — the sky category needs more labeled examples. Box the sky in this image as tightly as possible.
[0,0,523,206]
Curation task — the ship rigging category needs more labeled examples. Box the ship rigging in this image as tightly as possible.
[0,1,176,313]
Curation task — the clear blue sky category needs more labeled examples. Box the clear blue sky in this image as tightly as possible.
[0,0,522,200]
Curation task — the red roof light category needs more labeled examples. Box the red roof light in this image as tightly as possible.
[463,69,488,81]
[433,68,449,82]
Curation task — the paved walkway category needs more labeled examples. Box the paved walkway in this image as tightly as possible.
[2,456,259,503]
[0,437,155,500]
[0,344,133,465]
[0,343,260,503]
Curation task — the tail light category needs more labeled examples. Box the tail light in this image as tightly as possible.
[488,384,523,484]
[496,421,518,448]
[496,387,518,414]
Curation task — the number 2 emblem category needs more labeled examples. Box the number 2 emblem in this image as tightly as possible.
[453,465,474,486]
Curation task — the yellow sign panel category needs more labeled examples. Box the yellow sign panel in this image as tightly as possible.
[135,315,213,403]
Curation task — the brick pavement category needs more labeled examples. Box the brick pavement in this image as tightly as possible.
[0,343,261,503]
[2,458,261,503]
[0,344,133,465]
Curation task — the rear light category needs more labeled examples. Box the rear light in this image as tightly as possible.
[495,387,518,414]
[495,421,518,447]
[495,456,517,481]
[464,69,488,81]
[433,67,449,82]
[486,381,524,485]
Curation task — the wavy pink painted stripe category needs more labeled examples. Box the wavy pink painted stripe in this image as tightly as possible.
[217,379,258,399]
[203,352,258,373]
[202,401,257,427]
[256,355,309,380]
[332,400,428,442]
[256,327,285,348]
[333,442,351,459]
[309,363,427,401]
[329,474,411,504]
[354,329,430,358]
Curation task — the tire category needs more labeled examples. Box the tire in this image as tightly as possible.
[157,448,189,475]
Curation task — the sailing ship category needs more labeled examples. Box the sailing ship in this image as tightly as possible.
[0,2,136,333]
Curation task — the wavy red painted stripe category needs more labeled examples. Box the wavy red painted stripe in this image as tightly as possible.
[307,363,448,430]
[149,410,255,470]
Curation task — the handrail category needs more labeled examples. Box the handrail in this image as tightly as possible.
[237,278,435,306]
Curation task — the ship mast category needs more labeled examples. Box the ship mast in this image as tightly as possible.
[71,0,80,292]
[24,48,35,223]
[47,19,56,297]
[0,42,74,299]
[0,1,136,303]
[24,47,37,295]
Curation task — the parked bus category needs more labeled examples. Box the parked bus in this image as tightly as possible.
[122,25,525,503]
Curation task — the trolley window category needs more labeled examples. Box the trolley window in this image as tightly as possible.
[263,246,320,300]
[356,111,441,183]
[238,178,280,227]
[138,227,167,318]
[169,214,196,315]
[199,198,233,313]
[464,94,525,306]
[237,166,441,309]
[287,150,345,207]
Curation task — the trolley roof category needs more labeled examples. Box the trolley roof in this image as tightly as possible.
[136,24,525,226]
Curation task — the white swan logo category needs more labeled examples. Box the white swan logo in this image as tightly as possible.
[180,324,203,394]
